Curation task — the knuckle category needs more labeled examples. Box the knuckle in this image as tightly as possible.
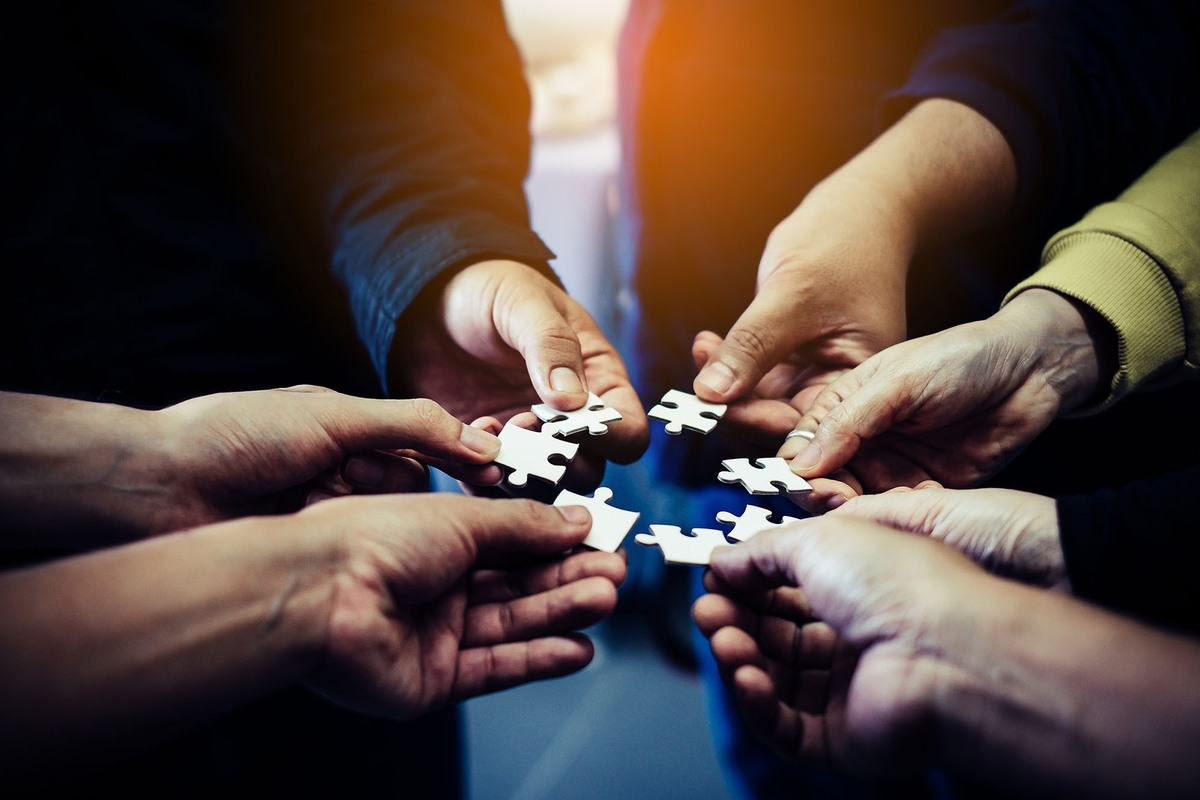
[725,326,775,361]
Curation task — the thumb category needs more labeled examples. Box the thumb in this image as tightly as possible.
[693,290,806,403]
[781,359,908,478]
[495,278,590,412]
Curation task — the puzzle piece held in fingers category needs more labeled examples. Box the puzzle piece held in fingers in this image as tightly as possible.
[493,422,579,488]
[533,392,622,438]
[718,457,813,495]
[553,487,640,553]
[634,524,730,566]
[647,389,727,435]
[715,504,802,543]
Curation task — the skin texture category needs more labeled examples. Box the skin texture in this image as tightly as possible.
[0,386,507,548]
[0,494,626,777]
[831,483,1067,590]
[695,517,1200,797]
[690,99,1017,451]
[392,259,650,494]
[777,288,1115,512]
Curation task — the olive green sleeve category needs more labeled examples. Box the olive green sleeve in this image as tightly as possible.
[1004,128,1200,414]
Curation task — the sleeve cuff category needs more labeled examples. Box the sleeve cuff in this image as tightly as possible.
[1004,226,1185,414]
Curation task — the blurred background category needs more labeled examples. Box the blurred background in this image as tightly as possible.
[460,3,736,799]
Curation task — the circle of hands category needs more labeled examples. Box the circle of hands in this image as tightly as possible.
[121,254,1095,766]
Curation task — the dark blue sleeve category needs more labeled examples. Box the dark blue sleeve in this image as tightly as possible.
[882,0,1200,242]
[1057,463,1200,634]
[265,0,556,391]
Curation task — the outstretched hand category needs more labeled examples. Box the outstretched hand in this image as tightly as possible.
[155,386,505,530]
[694,516,992,777]
[305,494,625,718]
[778,289,1114,511]
[392,260,649,492]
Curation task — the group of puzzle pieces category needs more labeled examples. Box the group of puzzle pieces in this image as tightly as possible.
[488,388,812,566]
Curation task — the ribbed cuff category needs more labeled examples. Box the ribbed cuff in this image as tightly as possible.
[1004,227,1184,414]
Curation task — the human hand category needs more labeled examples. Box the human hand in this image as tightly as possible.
[689,171,911,452]
[691,99,1017,453]
[694,515,995,777]
[154,386,505,531]
[392,260,649,492]
[304,494,624,718]
[832,484,1067,590]
[780,289,1115,511]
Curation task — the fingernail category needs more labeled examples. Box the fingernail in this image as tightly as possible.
[697,362,735,395]
[343,455,384,487]
[790,442,822,473]
[826,494,848,511]
[557,505,591,525]
[550,367,584,394]
[460,424,502,457]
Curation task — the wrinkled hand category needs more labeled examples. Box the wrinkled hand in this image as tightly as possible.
[833,484,1068,590]
[780,289,1113,511]
[690,174,910,452]
[305,494,625,718]
[695,516,992,777]
[153,386,504,531]
[393,260,649,492]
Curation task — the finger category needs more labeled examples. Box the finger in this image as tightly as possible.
[789,474,863,515]
[700,574,815,622]
[782,362,914,480]
[453,633,595,702]
[569,311,650,465]
[341,451,429,494]
[734,664,829,766]
[495,279,590,412]
[709,626,770,684]
[462,575,618,647]
[312,394,503,466]
[446,497,595,566]
[692,288,809,404]
[469,550,628,604]
[692,593,751,638]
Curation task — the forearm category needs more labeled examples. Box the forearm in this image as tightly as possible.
[0,392,185,547]
[0,515,335,776]
[932,579,1200,797]
[824,97,1016,252]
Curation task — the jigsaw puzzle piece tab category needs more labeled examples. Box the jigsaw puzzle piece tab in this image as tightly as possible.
[647,389,727,435]
[493,422,579,488]
[634,524,731,566]
[715,504,802,543]
[717,457,813,495]
[532,392,622,437]
[553,487,640,553]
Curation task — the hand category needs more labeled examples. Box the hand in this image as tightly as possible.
[778,289,1114,510]
[305,494,624,718]
[151,386,506,531]
[695,515,993,777]
[689,171,911,452]
[392,260,649,491]
[691,99,1016,452]
[832,484,1068,590]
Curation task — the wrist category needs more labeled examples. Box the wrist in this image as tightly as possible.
[996,289,1116,413]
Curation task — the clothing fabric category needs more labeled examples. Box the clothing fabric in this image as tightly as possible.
[1058,463,1200,635]
[0,0,553,408]
[1007,128,1200,412]
[1,0,548,793]
[884,0,1200,250]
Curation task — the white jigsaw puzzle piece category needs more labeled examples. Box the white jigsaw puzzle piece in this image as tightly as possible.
[634,524,730,566]
[532,392,622,437]
[553,487,640,553]
[715,504,802,543]
[647,389,727,435]
[718,457,813,495]
[493,422,580,488]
